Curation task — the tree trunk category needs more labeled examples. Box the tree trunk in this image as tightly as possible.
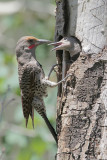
[55,0,107,159]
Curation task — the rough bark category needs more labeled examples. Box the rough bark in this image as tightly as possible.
[55,0,107,159]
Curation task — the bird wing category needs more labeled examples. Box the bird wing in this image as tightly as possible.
[19,62,39,128]
[37,61,45,77]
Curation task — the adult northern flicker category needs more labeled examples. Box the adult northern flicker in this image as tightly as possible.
[16,36,71,143]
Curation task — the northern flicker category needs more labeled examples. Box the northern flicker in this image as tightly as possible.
[49,37,81,79]
[50,36,81,57]
[15,36,71,143]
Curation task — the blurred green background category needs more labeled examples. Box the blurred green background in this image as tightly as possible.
[0,0,57,160]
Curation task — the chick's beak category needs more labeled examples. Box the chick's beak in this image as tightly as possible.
[49,41,64,51]
[37,39,52,45]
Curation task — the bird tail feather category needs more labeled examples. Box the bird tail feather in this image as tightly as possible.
[42,113,57,144]
[30,107,34,128]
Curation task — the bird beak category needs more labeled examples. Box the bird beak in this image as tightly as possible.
[49,41,64,51]
[37,39,52,45]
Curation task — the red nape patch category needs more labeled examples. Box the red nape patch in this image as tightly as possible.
[28,44,35,49]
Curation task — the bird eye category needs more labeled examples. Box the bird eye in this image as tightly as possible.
[28,39,34,43]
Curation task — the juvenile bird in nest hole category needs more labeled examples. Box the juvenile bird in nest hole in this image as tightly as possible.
[50,36,81,57]
[15,36,71,143]
[49,36,81,79]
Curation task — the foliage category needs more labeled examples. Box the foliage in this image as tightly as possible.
[0,0,57,159]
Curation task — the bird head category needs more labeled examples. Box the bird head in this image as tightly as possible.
[16,36,51,64]
[49,37,72,52]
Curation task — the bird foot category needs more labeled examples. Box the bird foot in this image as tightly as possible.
[47,64,61,80]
